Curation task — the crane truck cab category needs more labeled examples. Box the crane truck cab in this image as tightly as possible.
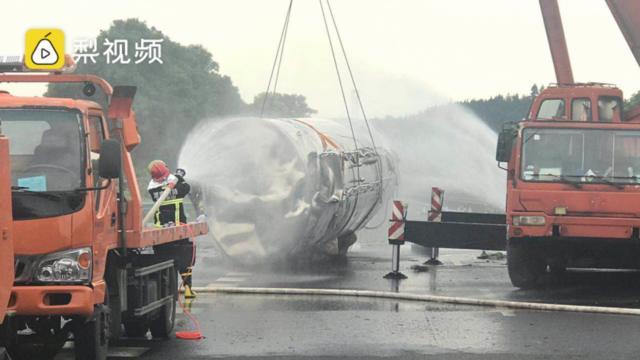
[0,61,208,359]
[497,83,640,288]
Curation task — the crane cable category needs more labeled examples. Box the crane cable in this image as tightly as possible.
[318,0,361,188]
[320,0,386,230]
[324,0,383,193]
[262,1,386,229]
[260,0,294,117]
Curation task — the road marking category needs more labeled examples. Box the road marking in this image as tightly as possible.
[55,344,150,359]
[108,347,151,358]
[226,272,251,276]
[206,272,252,288]
[207,282,238,287]
[499,309,516,317]
[480,288,494,296]
[214,276,246,282]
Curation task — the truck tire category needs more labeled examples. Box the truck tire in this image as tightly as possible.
[106,279,122,344]
[74,304,109,360]
[507,239,545,289]
[149,269,178,339]
[123,320,148,338]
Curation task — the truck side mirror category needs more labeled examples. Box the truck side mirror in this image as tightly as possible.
[99,139,121,179]
[496,128,516,162]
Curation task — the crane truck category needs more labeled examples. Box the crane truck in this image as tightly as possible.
[0,58,208,359]
[496,82,640,287]
[495,0,640,287]
[399,0,640,289]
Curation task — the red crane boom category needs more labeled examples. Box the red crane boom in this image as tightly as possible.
[606,0,640,67]
[539,0,574,84]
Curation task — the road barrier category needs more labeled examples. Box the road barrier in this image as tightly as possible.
[384,201,407,279]
[427,187,444,222]
[425,187,444,265]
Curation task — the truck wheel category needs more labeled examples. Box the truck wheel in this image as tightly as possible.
[549,263,567,275]
[74,304,109,360]
[123,320,148,338]
[507,239,545,289]
[106,281,122,344]
[149,269,178,339]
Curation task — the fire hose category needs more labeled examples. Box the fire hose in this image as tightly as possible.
[142,181,204,339]
[187,286,640,316]
[176,221,202,340]
[142,182,175,226]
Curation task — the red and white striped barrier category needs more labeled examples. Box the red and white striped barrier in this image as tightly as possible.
[388,200,407,243]
[428,187,444,222]
[385,200,409,279]
[425,187,444,265]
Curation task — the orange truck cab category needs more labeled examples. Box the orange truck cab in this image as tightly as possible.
[0,62,208,359]
[497,83,640,288]
[0,134,15,359]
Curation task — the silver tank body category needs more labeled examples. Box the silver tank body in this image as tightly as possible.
[178,117,396,263]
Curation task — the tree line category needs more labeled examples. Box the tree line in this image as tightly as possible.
[459,84,640,132]
[46,18,640,181]
[46,19,316,176]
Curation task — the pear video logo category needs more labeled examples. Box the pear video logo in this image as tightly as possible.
[25,29,65,70]
[32,32,58,65]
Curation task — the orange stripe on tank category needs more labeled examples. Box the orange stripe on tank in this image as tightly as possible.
[294,119,341,151]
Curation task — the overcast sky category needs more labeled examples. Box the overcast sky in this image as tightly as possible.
[2,0,639,118]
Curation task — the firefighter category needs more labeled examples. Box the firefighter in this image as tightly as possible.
[147,160,196,297]
[147,160,190,226]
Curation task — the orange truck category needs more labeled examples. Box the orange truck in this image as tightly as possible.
[496,83,640,287]
[398,0,640,290]
[0,131,15,358]
[494,0,640,288]
[0,60,208,359]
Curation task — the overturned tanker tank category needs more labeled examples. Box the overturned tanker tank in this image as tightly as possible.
[178,117,396,264]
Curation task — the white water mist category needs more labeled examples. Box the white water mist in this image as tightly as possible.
[178,117,396,263]
[371,103,506,219]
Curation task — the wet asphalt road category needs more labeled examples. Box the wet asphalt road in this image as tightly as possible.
[59,229,640,359]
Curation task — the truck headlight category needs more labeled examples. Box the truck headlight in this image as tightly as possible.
[36,248,92,283]
[512,216,546,226]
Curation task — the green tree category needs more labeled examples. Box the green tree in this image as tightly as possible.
[530,84,538,97]
[625,90,640,109]
[47,18,245,172]
[459,93,534,132]
[250,92,317,117]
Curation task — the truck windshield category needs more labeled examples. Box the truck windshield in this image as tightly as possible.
[0,108,85,220]
[521,128,640,185]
